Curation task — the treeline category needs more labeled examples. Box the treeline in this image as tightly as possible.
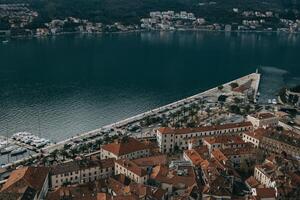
[0,0,299,26]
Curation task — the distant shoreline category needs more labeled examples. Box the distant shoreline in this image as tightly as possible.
[1,28,300,41]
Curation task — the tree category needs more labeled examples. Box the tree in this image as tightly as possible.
[230,82,239,89]
[50,149,59,161]
[218,85,224,90]
[234,97,242,104]
[229,105,241,114]
[218,95,228,102]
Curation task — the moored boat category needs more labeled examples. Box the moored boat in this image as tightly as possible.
[1,145,18,154]
[11,147,27,156]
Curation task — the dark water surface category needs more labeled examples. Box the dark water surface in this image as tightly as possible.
[0,32,299,141]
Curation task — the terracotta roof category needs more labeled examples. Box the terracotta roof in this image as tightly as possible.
[222,146,255,156]
[150,165,169,179]
[102,138,149,156]
[244,128,271,140]
[115,159,147,177]
[47,184,99,200]
[184,147,208,167]
[152,187,167,200]
[211,149,228,163]
[203,135,245,145]
[97,193,112,200]
[132,155,167,167]
[157,122,252,135]
[1,166,49,198]
[107,177,126,196]
[50,158,114,175]
[255,162,276,178]
[253,188,276,199]
[150,165,196,188]
[245,176,260,188]
[251,112,276,120]
[202,175,232,197]
[106,176,164,200]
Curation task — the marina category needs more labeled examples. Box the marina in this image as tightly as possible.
[0,71,261,168]
[0,132,51,166]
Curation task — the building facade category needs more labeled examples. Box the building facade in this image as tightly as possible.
[242,128,270,148]
[247,112,278,129]
[50,158,114,188]
[261,133,300,157]
[115,159,148,184]
[100,137,150,160]
[156,122,253,153]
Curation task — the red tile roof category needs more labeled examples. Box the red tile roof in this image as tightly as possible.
[132,155,167,167]
[203,135,245,145]
[157,122,252,135]
[115,159,147,177]
[1,166,49,198]
[150,165,196,188]
[211,149,228,163]
[102,137,149,156]
[47,184,99,200]
[244,128,271,140]
[253,188,276,199]
[245,176,260,188]
[251,112,276,120]
[222,146,255,156]
[184,147,208,167]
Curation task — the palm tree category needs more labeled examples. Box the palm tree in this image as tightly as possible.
[95,139,103,150]
[59,149,69,160]
[50,149,59,161]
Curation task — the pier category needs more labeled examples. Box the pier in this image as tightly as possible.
[1,72,260,169]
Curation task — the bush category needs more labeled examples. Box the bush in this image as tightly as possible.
[229,105,241,114]
[230,82,239,89]
[218,95,228,102]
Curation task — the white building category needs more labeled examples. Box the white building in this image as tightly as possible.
[156,122,253,153]
[50,158,114,188]
[203,135,246,153]
[254,162,276,188]
[100,137,150,160]
[242,128,270,148]
[247,112,278,129]
[115,158,148,184]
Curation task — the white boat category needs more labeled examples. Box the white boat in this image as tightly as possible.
[272,99,277,104]
[2,40,8,44]
[1,145,18,154]
[11,147,27,156]
[268,99,272,104]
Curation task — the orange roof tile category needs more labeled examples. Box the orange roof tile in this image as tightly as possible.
[251,112,276,120]
[157,122,252,135]
[203,135,245,145]
[132,155,167,167]
[102,138,149,156]
[115,159,147,177]
[211,149,228,163]
[245,176,260,188]
[1,166,49,195]
[244,128,271,140]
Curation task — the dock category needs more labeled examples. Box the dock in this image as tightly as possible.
[1,71,261,169]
